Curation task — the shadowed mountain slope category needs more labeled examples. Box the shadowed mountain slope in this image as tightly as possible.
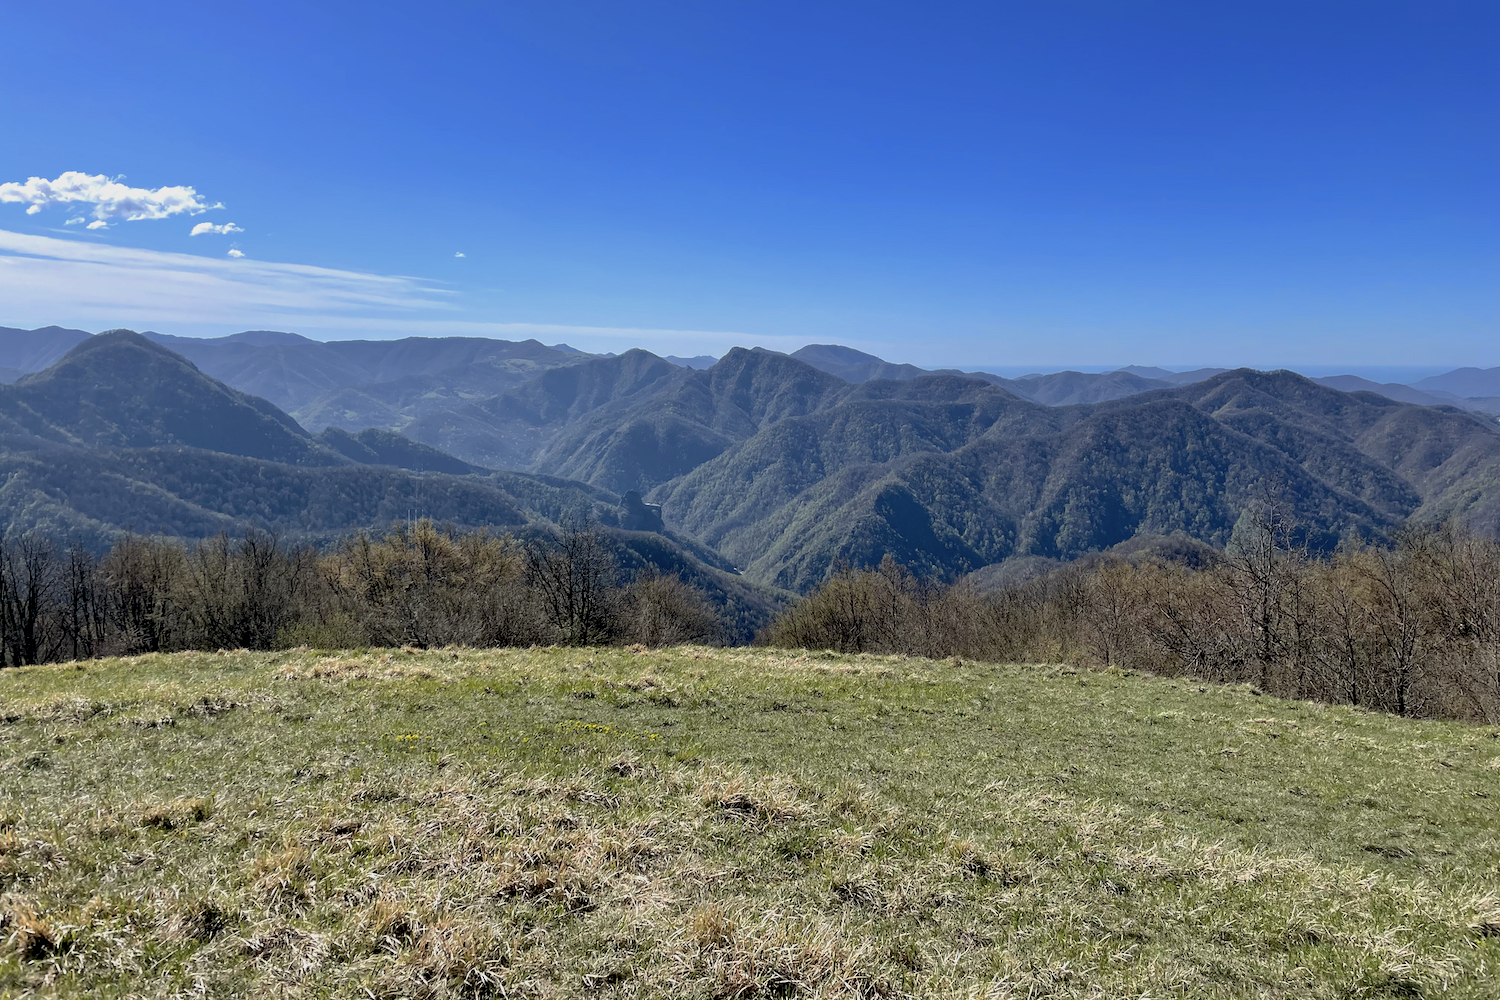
[0,443,783,638]
[533,347,851,492]
[0,332,576,540]
[657,376,1061,564]
[0,336,785,636]
[1142,370,1500,522]
[0,332,551,543]
[0,446,528,546]
[0,331,337,465]
[405,348,686,475]
[3,328,1498,603]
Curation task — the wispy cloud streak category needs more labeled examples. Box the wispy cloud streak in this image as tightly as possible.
[0,229,452,325]
[0,229,766,353]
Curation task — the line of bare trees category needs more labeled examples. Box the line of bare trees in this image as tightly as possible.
[0,520,721,665]
[763,508,1500,724]
[10,506,1499,724]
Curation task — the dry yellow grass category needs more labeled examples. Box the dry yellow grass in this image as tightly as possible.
[1,646,1498,997]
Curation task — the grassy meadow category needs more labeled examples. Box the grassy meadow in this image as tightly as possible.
[2,646,1498,998]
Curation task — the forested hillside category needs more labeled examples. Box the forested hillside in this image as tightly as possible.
[2,328,1499,597]
[656,368,1500,590]
[406,347,853,492]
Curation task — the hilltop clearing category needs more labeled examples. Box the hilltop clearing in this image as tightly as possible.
[2,647,1497,997]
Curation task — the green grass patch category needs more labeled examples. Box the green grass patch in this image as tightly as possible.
[2,647,1498,997]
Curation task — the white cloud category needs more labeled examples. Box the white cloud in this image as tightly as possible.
[454,252,466,258]
[227,249,245,258]
[85,221,109,231]
[191,221,243,236]
[65,217,85,226]
[0,171,222,223]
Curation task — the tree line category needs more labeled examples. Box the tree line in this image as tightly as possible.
[6,506,1499,725]
[0,520,721,665]
[763,504,1500,724]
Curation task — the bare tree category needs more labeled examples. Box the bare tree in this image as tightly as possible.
[622,571,721,647]
[1224,491,1307,689]
[525,521,619,645]
[100,535,186,654]
[0,534,58,666]
[60,544,107,661]
[183,531,309,650]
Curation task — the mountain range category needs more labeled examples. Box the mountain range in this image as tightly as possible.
[5,325,1496,436]
[1,325,1498,595]
[0,331,777,636]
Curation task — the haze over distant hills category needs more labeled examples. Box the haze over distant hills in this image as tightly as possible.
[2,324,1498,595]
[4,325,1496,422]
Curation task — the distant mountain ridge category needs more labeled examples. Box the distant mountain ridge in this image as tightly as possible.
[790,344,932,383]
[6,324,1497,418]
[1412,367,1500,401]
[0,325,93,374]
[407,347,853,493]
[785,344,1227,406]
[136,330,592,416]
[3,323,1499,596]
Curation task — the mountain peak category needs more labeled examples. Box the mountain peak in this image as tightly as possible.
[58,328,199,369]
[224,330,317,347]
[791,344,886,367]
[785,343,930,384]
[0,329,331,464]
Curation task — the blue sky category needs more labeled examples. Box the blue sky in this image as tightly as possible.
[1,1,1495,369]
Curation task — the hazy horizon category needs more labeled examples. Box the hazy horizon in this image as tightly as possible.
[3,319,1479,387]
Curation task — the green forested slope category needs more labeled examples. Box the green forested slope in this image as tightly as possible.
[317,426,479,474]
[0,446,525,547]
[656,370,1500,590]
[531,348,852,493]
[1140,371,1500,528]
[0,334,783,624]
